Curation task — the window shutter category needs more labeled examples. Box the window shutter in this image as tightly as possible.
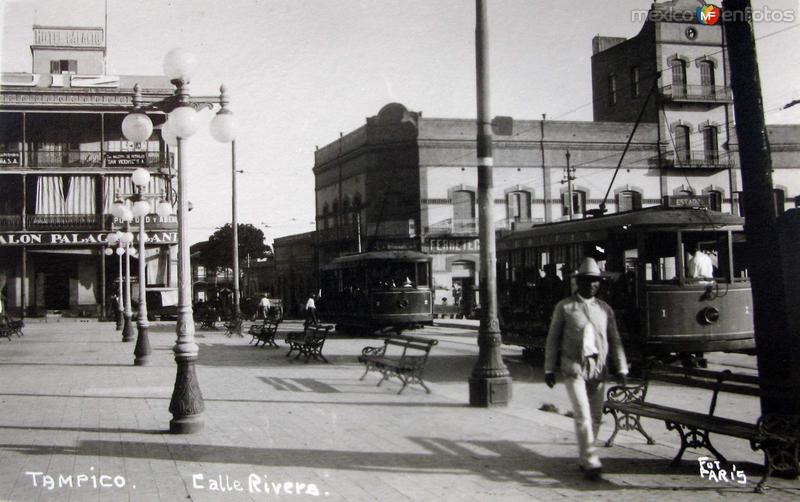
[50,60,60,74]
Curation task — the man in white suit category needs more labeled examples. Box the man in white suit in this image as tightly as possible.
[544,257,628,480]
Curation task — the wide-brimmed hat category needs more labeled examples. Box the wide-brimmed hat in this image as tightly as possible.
[575,257,604,278]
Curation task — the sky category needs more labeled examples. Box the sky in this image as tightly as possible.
[2,0,799,246]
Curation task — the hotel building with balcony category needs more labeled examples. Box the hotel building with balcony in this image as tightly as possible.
[309,0,800,308]
[0,26,177,318]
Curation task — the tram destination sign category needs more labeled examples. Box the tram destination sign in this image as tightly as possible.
[0,231,177,246]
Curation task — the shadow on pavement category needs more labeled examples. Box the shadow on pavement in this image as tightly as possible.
[0,436,742,492]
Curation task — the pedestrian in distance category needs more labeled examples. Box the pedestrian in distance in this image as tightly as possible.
[304,293,318,328]
[258,295,271,320]
[544,257,628,481]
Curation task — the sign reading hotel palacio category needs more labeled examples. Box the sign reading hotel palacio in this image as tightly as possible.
[33,26,105,48]
[0,231,177,246]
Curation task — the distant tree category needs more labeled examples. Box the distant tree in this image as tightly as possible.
[197,223,270,271]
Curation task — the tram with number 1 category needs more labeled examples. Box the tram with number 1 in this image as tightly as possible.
[496,199,755,366]
[318,250,434,334]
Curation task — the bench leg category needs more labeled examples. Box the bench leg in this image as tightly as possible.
[397,377,409,395]
[666,422,727,466]
[418,378,431,394]
[604,408,656,447]
[359,365,371,381]
[377,373,388,387]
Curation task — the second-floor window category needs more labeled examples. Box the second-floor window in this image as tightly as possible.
[703,126,719,163]
[630,66,640,98]
[608,74,617,106]
[453,190,475,221]
[675,125,691,164]
[507,191,531,222]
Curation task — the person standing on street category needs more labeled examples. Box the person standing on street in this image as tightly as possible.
[304,293,318,327]
[544,257,628,480]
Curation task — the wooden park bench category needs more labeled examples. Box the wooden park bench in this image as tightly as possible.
[285,323,333,363]
[358,334,438,394]
[603,364,800,492]
[248,319,281,348]
[0,315,23,340]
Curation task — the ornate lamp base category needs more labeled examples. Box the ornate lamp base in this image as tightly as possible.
[134,325,151,366]
[168,358,205,434]
[122,315,135,342]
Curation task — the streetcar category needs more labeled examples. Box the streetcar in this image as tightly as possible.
[318,250,434,334]
[496,200,754,366]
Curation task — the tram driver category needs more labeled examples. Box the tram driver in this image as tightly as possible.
[688,245,714,280]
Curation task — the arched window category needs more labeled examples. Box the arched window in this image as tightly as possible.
[707,190,723,211]
[452,190,475,220]
[700,60,715,96]
[507,191,531,222]
[616,190,642,212]
[675,125,691,164]
[703,126,719,164]
[561,190,586,217]
[672,59,687,96]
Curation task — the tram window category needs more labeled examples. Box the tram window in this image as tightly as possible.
[415,263,429,287]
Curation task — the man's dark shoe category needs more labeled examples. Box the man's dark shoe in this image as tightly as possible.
[583,467,602,481]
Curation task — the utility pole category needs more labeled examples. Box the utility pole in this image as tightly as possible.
[723,0,799,414]
[469,0,512,407]
[231,140,240,317]
[562,149,575,220]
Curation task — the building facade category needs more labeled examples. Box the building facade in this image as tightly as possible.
[309,0,800,309]
[0,26,178,318]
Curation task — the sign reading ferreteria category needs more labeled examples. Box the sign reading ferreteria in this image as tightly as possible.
[427,238,480,254]
[0,231,177,246]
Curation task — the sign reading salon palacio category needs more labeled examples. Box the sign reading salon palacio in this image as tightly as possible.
[0,231,177,246]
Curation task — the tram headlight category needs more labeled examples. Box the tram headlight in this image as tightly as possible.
[700,306,720,325]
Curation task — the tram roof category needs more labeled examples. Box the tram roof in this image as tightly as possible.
[498,206,745,248]
[326,250,432,267]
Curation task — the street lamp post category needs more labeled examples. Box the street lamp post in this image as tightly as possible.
[118,219,135,342]
[210,85,240,318]
[105,232,125,330]
[121,48,236,433]
[113,167,174,366]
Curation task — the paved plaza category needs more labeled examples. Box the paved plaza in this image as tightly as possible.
[0,319,797,501]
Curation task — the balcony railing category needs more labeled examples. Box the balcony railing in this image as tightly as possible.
[26,214,103,230]
[0,214,22,230]
[658,150,735,169]
[661,84,732,103]
[25,150,171,168]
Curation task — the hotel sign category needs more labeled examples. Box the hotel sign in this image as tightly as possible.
[0,152,21,166]
[0,231,177,246]
[33,27,104,48]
